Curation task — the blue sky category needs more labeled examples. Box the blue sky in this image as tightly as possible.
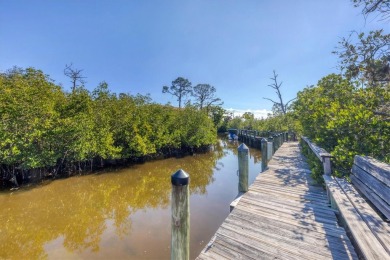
[0,0,386,117]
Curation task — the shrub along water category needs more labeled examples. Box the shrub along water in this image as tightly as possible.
[0,67,217,188]
[293,74,390,176]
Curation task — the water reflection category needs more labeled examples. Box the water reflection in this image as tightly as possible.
[0,138,261,259]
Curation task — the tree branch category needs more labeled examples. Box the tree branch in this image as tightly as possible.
[285,97,297,108]
[263,97,279,104]
[374,110,390,117]
[264,70,287,114]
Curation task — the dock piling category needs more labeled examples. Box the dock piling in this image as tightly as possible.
[268,136,274,156]
[171,169,190,260]
[238,143,249,192]
[261,138,268,171]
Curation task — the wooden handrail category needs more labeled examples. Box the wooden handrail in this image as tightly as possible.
[301,136,332,175]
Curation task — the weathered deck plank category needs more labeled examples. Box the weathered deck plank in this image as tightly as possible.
[197,142,358,260]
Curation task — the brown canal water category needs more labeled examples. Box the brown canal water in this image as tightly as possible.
[0,137,262,260]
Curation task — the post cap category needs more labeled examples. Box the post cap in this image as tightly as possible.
[237,143,249,151]
[171,169,189,186]
[319,152,332,158]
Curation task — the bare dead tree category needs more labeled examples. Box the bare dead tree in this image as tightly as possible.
[64,63,87,92]
[263,70,295,115]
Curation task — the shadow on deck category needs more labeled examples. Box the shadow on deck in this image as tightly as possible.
[197,142,357,260]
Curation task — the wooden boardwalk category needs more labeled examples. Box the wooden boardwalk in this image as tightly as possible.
[197,142,358,260]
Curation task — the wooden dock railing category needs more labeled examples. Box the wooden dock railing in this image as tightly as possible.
[237,130,294,152]
[301,136,332,176]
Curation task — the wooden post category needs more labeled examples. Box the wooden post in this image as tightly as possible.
[272,135,276,152]
[238,143,249,192]
[273,135,276,149]
[171,169,190,260]
[320,153,332,176]
[273,135,277,151]
[261,138,268,171]
[268,136,274,155]
[267,142,273,160]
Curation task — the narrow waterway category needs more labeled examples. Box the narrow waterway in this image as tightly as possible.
[0,137,262,259]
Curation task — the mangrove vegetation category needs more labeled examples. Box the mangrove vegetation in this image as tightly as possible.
[0,67,221,188]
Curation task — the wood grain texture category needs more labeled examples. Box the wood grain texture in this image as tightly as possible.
[324,175,389,259]
[197,142,357,260]
[335,177,390,254]
[351,175,390,220]
[351,155,390,220]
[354,155,390,187]
[171,184,190,260]
[238,144,249,192]
[352,164,390,204]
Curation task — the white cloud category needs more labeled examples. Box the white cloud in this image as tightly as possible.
[225,108,271,119]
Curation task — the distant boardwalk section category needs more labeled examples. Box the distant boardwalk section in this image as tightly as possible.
[197,142,357,259]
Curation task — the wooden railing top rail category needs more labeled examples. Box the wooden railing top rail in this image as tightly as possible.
[301,136,332,175]
[301,136,331,161]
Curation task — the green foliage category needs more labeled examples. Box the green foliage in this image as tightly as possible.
[227,116,244,130]
[293,74,390,175]
[333,30,390,85]
[0,67,64,169]
[178,105,217,148]
[208,105,226,131]
[225,112,300,134]
[0,67,218,178]
[253,113,299,133]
